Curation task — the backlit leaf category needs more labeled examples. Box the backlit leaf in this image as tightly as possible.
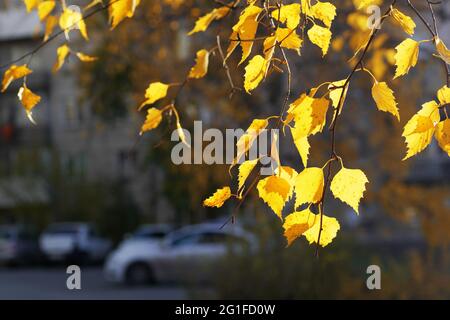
[76,52,98,62]
[435,119,450,157]
[24,0,41,12]
[238,159,259,196]
[257,175,292,219]
[402,101,440,160]
[394,38,419,79]
[44,15,58,41]
[437,85,450,105]
[1,64,32,92]
[234,118,268,165]
[139,82,169,109]
[37,1,55,21]
[203,187,232,208]
[188,6,230,35]
[140,107,163,134]
[436,37,450,64]
[109,0,141,29]
[330,167,369,214]
[188,49,210,79]
[244,55,267,93]
[328,79,349,111]
[294,167,324,208]
[228,6,262,64]
[52,44,70,73]
[372,81,400,120]
[283,209,316,246]
[59,6,89,40]
[391,8,416,36]
[310,2,337,28]
[271,3,301,29]
[303,213,340,247]
[18,85,41,123]
[307,25,332,56]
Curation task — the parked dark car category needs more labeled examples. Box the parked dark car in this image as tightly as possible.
[0,225,41,266]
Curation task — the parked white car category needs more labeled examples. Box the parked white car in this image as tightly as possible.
[104,223,257,285]
[40,223,112,263]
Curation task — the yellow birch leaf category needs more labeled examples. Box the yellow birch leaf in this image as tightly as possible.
[372,81,400,120]
[18,85,41,119]
[37,1,55,21]
[435,119,450,156]
[244,55,267,93]
[437,85,450,105]
[402,101,440,160]
[188,6,230,35]
[52,44,70,73]
[354,0,382,10]
[257,175,291,219]
[139,82,169,109]
[276,166,298,185]
[394,38,419,79]
[140,107,163,134]
[24,0,41,12]
[232,5,262,32]
[294,167,324,208]
[238,159,259,196]
[328,79,349,111]
[59,7,89,40]
[391,8,416,36]
[275,28,303,53]
[307,25,332,56]
[291,133,310,168]
[228,11,261,64]
[289,95,329,136]
[1,65,32,92]
[44,15,58,41]
[175,117,190,147]
[310,2,337,28]
[76,52,98,62]
[203,187,232,208]
[283,209,316,246]
[436,37,450,64]
[109,0,141,29]
[271,3,301,29]
[234,119,268,165]
[188,49,210,79]
[303,213,340,247]
[300,0,311,15]
[330,167,369,214]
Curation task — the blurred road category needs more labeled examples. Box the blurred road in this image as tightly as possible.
[0,267,187,300]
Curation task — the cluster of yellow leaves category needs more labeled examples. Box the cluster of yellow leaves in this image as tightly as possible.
[191,1,337,93]
[402,86,450,159]
[138,47,212,135]
[16,0,447,252]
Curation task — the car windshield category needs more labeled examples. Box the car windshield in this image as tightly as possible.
[45,225,80,235]
[169,230,249,247]
[132,229,168,239]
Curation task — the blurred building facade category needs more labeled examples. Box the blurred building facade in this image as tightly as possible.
[0,4,174,223]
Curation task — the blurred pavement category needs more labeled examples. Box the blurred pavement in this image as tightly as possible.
[0,267,187,300]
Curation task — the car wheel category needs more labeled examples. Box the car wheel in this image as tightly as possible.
[125,262,154,285]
